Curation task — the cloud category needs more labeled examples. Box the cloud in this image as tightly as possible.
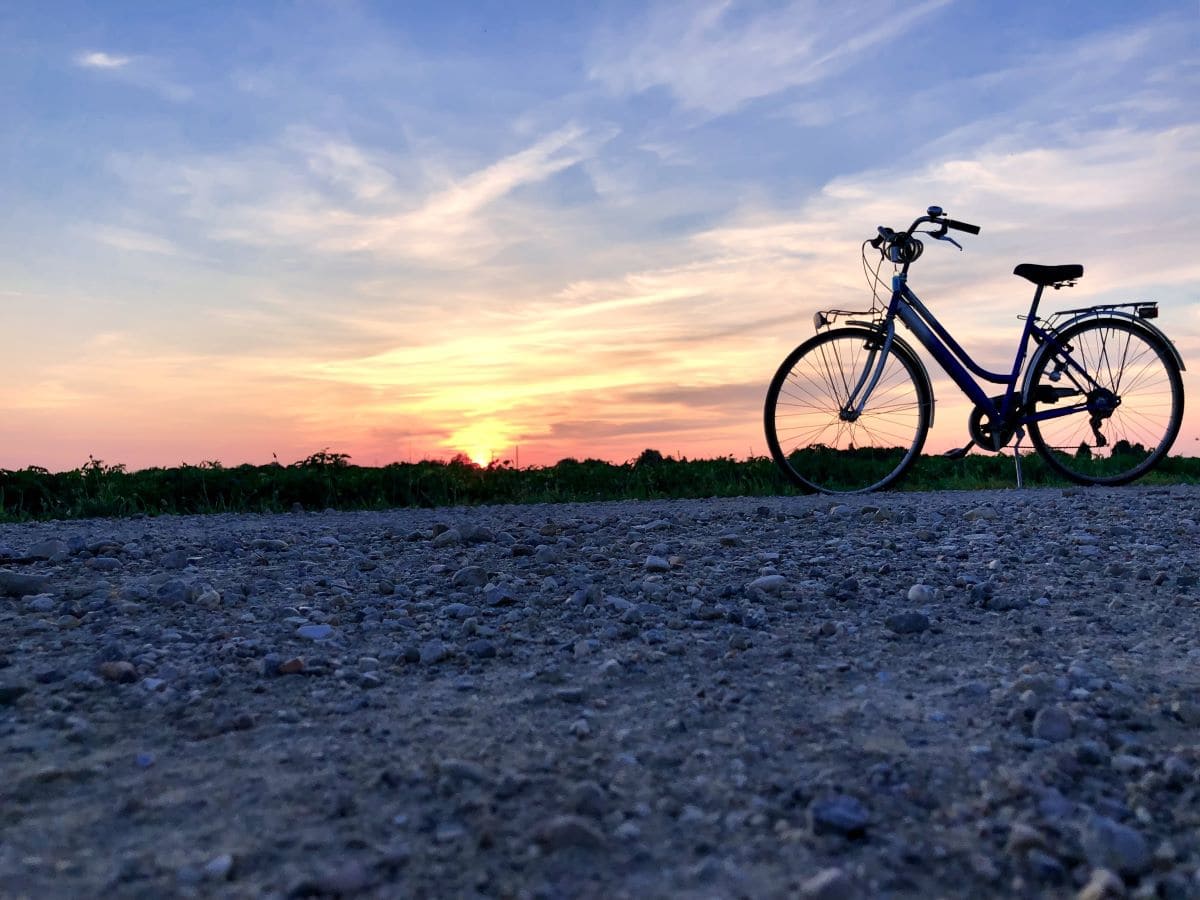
[112,123,606,267]
[589,0,952,117]
[85,225,184,257]
[76,51,130,69]
[73,50,191,101]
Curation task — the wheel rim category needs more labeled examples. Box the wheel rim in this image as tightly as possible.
[769,332,927,492]
[1029,321,1181,483]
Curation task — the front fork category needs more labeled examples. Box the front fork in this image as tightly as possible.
[841,320,897,420]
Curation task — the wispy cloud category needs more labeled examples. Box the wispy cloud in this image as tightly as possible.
[76,51,130,69]
[112,123,607,267]
[84,224,185,257]
[589,0,952,116]
[73,50,191,101]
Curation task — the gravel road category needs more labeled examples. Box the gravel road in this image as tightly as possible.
[1,487,1199,899]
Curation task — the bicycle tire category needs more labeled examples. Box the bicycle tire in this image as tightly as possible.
[764,327,932,493]
[1025,317,1183,485]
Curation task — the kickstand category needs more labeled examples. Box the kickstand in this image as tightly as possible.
[1012,427,1026,489]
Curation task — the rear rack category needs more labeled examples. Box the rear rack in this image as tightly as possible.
[1048,300,1158,321]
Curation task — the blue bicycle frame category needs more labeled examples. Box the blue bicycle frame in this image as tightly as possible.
[878,272,1089,433]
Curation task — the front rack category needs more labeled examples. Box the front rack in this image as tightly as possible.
[814,308,885,331]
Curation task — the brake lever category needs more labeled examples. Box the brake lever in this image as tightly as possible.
[931,231,963,251]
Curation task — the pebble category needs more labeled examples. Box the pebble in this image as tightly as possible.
[808,794,869,836]
[884,611,930,634]
[1032,705,1073,742]
[799,867,859,900]
[0,571,49,597]
[296,624,335,641]
[644,555,670,573]
[1082,815,1151,877]
[535,815,607,851]
[451,566,487,587]
[1077,868,1126,900]
[906,584,936,603]
[746,574,786,594]
[98,661,137,683]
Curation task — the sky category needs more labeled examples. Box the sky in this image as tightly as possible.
[2,0,1199,471]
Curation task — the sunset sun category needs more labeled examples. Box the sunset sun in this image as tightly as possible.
[448,420,515,468]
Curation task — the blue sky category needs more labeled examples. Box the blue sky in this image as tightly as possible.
[2,1,1198,469]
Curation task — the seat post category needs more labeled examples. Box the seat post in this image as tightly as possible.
[1028,284,1045,319]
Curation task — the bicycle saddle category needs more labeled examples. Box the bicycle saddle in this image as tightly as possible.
[1013,263,1084,286]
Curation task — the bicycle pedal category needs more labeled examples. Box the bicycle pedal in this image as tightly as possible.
[943,444,974,460]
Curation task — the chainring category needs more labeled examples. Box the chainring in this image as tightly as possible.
[968,404,1017,452]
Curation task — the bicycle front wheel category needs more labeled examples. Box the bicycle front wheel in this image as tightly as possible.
[764,327,931,493]
[1026,318,1184,485]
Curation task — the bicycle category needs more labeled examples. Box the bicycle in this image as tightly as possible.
[763,205,1186,493]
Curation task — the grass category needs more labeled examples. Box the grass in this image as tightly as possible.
[1,449,1197,522]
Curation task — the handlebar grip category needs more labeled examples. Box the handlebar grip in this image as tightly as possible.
[945,219,980,235]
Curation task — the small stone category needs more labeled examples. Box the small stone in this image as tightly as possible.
[808,794,868,837]
[160,549,189,569]
[0,684,29,705]
[1006,822,1047,855]
[451,566,487,587]
[1026,848,1066,883]
[431,529,462,548]
[570,781,608,818]
[884,611,930,634]
[0,571,49,597]
[534,545,560,564]
[906,584,936,603]
[747,574,786,594]
[86,556,122,572]
[964,506,997,521]
[360,673,383,689]
[644,555,670,573]
[1032,705,1073,742]
[1081,815,1151,877]
[202,853,234,881]
[26,595,57,613]
[299,861,373,896]
[800,867,859,900]
[420,640,449,665]
[535,814,607,851]
[28,539,68,560]
[99,661,138,683]
[195,589,221,610]
[296,624,335,641]
[464,639,496,659]
[1077,867,1126,900]
[1111,754,1148,775]
[484,586,518,607]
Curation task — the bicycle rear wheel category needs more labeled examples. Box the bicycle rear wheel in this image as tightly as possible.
[1025,318,1183,485]
[764,327,931,493]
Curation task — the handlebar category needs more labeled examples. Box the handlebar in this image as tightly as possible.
[869,206,980,265]
[945,218,980,235]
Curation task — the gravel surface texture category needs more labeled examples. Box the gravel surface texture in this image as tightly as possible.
[1,487,1199,899]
